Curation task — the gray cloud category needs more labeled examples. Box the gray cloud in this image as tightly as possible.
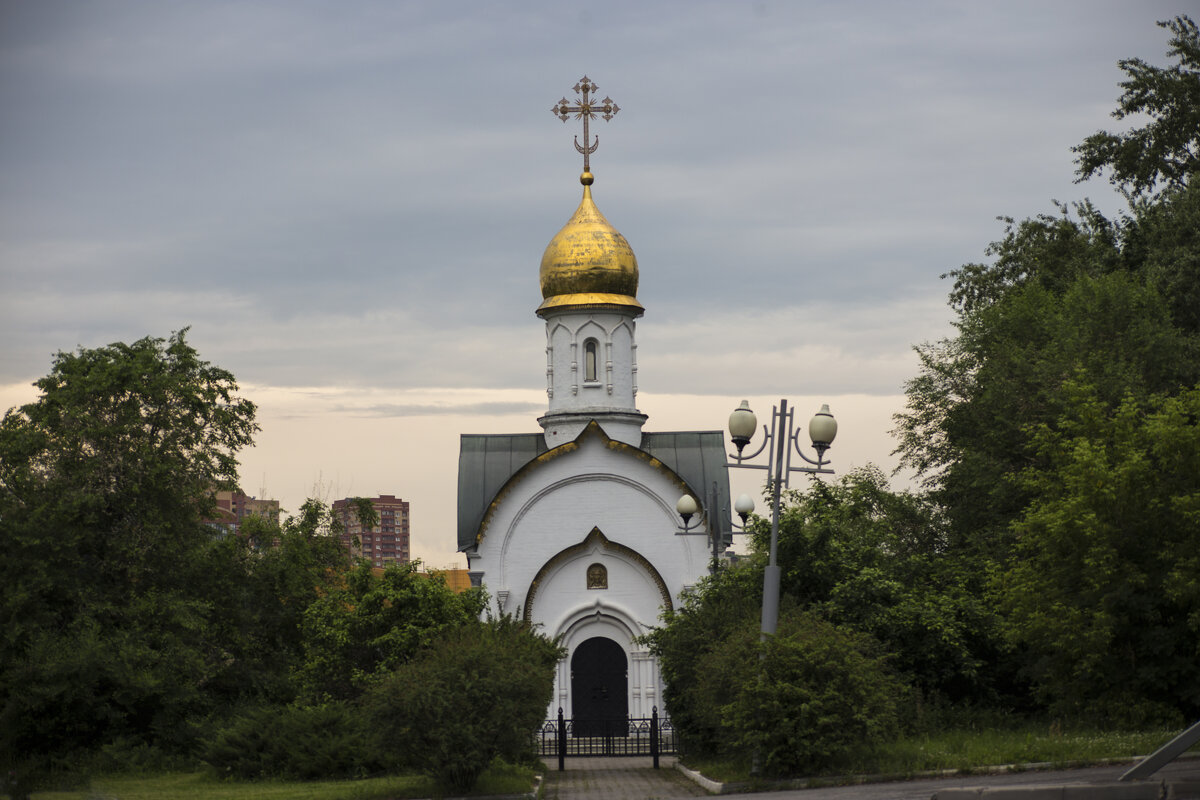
[0,0,1182,398]
[340,402,546,418]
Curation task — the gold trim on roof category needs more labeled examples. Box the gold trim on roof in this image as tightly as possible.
[536,292,644,314]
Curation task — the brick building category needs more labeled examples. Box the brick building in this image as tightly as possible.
[333,494,410,567]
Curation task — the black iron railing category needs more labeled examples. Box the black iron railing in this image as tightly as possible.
[537,707,677,770]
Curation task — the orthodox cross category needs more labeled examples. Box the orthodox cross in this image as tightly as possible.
[552,76,620,173]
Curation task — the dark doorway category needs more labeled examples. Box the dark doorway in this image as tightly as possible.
[570,637,628,737]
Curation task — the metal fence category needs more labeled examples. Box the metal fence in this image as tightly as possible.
[537,707,678,770]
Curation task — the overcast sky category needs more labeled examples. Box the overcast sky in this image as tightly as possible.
[0,1,1186,566]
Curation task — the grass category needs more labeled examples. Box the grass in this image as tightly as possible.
[683,724,1195,784]
[26,760,538,800]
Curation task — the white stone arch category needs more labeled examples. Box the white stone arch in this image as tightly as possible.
[574,317,608,345]
[521,526,673,624]
[548,598,661,719]
[495,472,681,590]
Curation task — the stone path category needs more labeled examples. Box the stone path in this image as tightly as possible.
[540,757,706,799]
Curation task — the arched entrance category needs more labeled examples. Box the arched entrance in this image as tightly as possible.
[570,636,628,736]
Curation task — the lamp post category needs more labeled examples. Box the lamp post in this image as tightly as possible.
[676,482,756,575]
[681,398,836,638]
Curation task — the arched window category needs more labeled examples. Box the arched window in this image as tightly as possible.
[583,338,599,383]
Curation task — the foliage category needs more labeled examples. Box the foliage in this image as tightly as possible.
[210,501,351,703]
[364,617,563,795]
[0,331,258,789]
[994,384,1200,723]
[767,467,994,703]
[695,609,902,778]
[648,564,904,774]
[644,563,765,756]
[1074,16,1200,198]
[896,203,1200,564]
[895,17,1200,724]
[296,561,487,702]
[201,704,377,781]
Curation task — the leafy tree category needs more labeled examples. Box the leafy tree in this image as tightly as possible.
[202,500,351,704]
[994,383,1200,724]
[1074,16,1200,198]
[767,467,994,703]
[645,563,764,756]
[895,17,1200,723]
[365,617,563,795]
[649,581,903,775]
[296,561,487,702]
[648,469,955,768]
[0,331,258,787]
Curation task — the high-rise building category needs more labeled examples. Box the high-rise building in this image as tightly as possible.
[333,494,411,567]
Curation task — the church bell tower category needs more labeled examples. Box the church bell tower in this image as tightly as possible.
[537,76,646,448]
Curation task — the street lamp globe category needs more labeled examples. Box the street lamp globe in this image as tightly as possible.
[734,493,755,525]
[809,403,837,456]
[728,400,757,454]
[675,493,699,525]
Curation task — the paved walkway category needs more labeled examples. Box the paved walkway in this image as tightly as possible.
[540,757,706,799]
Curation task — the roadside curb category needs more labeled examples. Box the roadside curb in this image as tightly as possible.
[674,761,725,794]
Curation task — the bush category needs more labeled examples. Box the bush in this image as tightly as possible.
[365,617,563,795]
[703,610,904,777]
[643,563,765,757]
[201,703,376,780]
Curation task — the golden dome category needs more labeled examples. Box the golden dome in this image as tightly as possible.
[537,172,642,315]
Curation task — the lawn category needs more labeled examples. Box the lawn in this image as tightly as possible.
[683,725,1195,784]
[26,761,538,800]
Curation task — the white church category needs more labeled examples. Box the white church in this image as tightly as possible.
[456,77,731,725]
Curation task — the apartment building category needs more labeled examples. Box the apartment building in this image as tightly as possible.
[333,494,410,566]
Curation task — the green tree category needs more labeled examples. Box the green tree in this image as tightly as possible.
[768,467,994,703]
[894,17,1200,722]
[201,500,351,704]
[645,564,764,756]
[0,331,257,786]
[1074,16,1200,198]
[365,617,563,795]
[296,561,487,702]
[647,469,951,768]
[994,383,1200,724]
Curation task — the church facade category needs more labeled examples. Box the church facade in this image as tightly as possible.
[457,83,730,722]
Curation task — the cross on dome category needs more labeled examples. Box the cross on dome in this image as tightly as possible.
[552,76,620,175]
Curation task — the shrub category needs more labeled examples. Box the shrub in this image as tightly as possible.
[706,610,905,777]
[201,703,375,780]
[365,617,563,795]
[643,563,765,757]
